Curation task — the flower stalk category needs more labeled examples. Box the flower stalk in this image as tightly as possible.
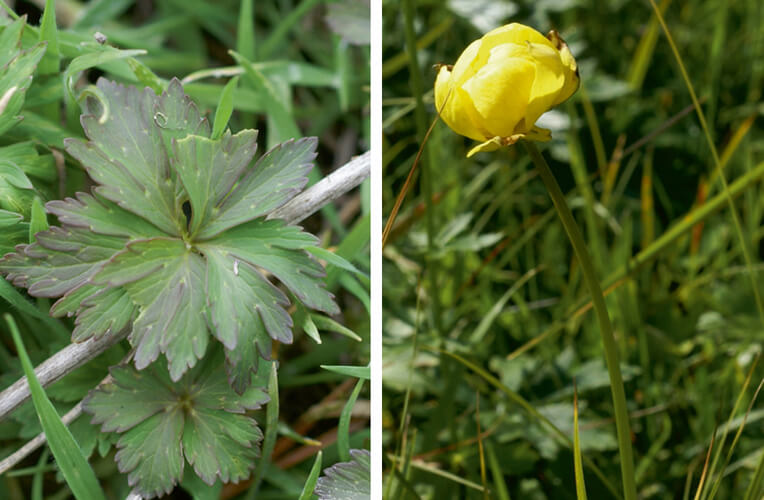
[523,140,637,500]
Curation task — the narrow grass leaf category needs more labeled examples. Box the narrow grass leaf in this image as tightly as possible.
[308,246,366,278]
[649,0,764,326]
[4,314,106,500]
[302,312,322,344]
[28,197,48,243]
[127,58,165,94]
[320,364,370,380]
[63,47,147,100]
[298,451,322,500]
[485,441,510,500]
[248,362,279,500]
[230,50,300,145]
[236,0,256,61]
[706,359,762,500]
[258,0,322,60]
[441,349,621,498]
[338,378,364,462]
[0,278,69,336]
[573,382,588,500]
[211,76,239,140]
[312,314,363,342]
[37,0,59,76]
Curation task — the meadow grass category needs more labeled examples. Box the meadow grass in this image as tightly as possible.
[382,1,763,498]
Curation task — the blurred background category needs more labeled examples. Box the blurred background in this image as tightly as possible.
[382,0,763,498]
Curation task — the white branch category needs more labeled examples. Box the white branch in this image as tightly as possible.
[0,152,370,424]
[270,150,371,224]
[0,334,122,421]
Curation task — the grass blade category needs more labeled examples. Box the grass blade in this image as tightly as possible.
[338,378,365,462]
[247,362,280,500]
[236,0,256,61]
[37,0,59,76]
[440,349,621,499]
[298,450,322,500]
[211,75,238,140]
[485,441,510,500]
[573,382,588,500]
[3,314,106,500]
[648,0,764,326]
[28,197,48,243]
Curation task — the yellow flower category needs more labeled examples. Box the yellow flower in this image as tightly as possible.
[434,23,579,157]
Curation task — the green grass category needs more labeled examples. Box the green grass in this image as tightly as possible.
[382,1,764,499]
[0,1,369,498]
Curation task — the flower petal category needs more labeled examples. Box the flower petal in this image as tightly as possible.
[466,137,503,158]
[435,66,487,141]
[475,23,556,69]
[462,49,535,138]
[450,39,482,86]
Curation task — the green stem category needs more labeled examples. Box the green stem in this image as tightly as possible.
[523,141,637,500]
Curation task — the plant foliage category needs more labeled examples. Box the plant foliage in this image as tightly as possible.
[83,348,270,498]
[315,449,371,500]
[0,16,45,136]
[0,78,339,391]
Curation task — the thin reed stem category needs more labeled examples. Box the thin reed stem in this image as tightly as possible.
[523,141,637,500]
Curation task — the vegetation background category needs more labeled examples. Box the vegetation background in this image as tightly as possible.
[382,0,763,498]
[0,0,370,498]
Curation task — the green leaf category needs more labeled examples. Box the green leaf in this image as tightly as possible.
[250,362,279,496]
[91,237,186,288]
[312,314,363,342]
[5,314,106,500]
[0,208,23,226]
[46,192,166,238]
[230,50,300,146]
[1,227,126,297]
[0,160,34,189]
[116,410,185,497]
[299,451,323,500]
[1,78,338,384]
[64,80,181,235]
[63,47,146,100]
[308,246,367,278]
[126,58,165,94]
[83,351,269,497]
[0,17,47,135]
[197,137,316,239]
[0,142,57,182]
[302,311,321,344]
[320,365,370,380]
[205,247,289,393]
[236,0,256,61]
[0,277,70,336]
[203,219,337,314]
[211,76,239,140]
[99,243,209,380]
[28,197,49,243]
[337,379,364,462]
[182,406,262,484]
[314,449,370,500]
[37,0,60,75]
[174,130,258,236]
[71,287,135,342]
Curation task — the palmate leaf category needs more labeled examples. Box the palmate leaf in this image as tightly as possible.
[0,78,338,387]
[83,350,270,498]
[314,449,371,500]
